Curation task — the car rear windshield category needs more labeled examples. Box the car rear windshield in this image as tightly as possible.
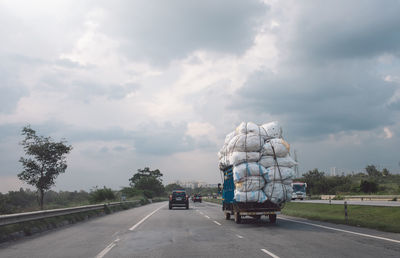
[173,192,186,197]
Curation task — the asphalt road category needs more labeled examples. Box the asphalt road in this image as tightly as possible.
[0,201,399,257]
[292,199,400,207]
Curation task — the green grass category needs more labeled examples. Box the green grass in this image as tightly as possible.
[282,202,400,233]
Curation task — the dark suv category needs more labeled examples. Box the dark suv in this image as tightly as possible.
[169,190,189,209]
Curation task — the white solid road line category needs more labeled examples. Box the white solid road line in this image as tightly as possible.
[129,204,166,231]
[95,238,120,258]
[279,217,400,244]
[213,220,222,226]
[261,248,280,258]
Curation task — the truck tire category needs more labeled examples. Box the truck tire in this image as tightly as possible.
[234,212,241,224]
[186,203,189,209]
[225,212,231,220]
[169,204,172,210]
[269,214,277,223]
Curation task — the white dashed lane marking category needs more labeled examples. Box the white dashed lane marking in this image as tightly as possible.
[261,248,280,258]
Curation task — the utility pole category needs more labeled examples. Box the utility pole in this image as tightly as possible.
[294,149,299,178]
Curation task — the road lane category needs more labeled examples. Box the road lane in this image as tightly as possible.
[105,202,270,257]
[0,202,167,258]
[199,201,400,258]
[0,201,399,257]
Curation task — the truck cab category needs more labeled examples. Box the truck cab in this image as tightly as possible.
[291,182,307,200]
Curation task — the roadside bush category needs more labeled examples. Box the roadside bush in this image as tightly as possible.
[333,195,344,200]
[360,180,378,193]
[89,187,115,203]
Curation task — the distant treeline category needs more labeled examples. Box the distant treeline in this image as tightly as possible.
[299,165,400,195]
[0,188,92,214]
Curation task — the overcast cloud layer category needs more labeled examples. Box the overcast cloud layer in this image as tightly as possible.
[1,0,400,192]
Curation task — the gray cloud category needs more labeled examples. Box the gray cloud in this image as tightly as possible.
[283,0,400,63]
[37,71,140,101]
[99,0,267,64]
[235,62,396,140]
[231,0,400,140]
[132,122,210,155]
[0,56,30,113]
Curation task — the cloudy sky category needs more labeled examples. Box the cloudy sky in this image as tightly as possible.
[1,0,400,193]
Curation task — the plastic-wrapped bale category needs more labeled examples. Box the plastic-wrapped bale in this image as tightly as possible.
[233,162,266,182]
[229,152,261,166]
[218,146,230,170]
[263,182,293,204]
[258,155,297,168]
[235,122,270,139]
[261,121,282,139]
[227,133,264,153]
[264,166,295,183]
[234,190,267,203]
[234,176,265,192]
[262,138,290,157]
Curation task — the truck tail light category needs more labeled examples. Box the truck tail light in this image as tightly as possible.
[169,195,172,201]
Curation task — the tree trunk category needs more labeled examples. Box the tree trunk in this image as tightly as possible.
[39,189,44,210]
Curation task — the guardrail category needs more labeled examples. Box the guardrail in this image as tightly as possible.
[344,195,399,201]
[320,195,399,201]
[0,201,140,226]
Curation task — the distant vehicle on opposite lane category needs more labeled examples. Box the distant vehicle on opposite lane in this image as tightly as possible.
[169,190,189,209]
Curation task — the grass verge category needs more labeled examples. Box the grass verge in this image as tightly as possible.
[281,202,400,233]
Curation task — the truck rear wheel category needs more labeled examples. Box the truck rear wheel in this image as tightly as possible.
[234,212,241,224]
[225,212,231,220]
[269,214,276,223]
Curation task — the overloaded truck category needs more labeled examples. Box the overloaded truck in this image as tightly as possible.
[221,166,280,224]
[218,121,297,224]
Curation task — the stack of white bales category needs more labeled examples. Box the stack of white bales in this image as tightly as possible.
[218,121,297,205]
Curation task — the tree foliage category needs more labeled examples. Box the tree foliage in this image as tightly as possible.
[0,188,91,214]
[382,168,390,177]
[18,125,72,209]
[165,183,184,193]
[302,169,355,195]
[89,186,116,203]
[303,169,328,195]
[360,179,378,193]
[129,167,165,198]
[365,165,381,177]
